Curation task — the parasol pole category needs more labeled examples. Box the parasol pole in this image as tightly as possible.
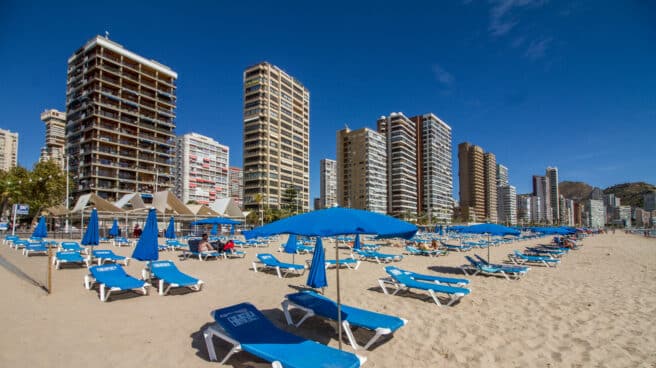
[488,233,491,263]
[336,235,342,350]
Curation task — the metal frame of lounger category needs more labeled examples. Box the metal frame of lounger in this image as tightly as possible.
[183,250,222,261]
[460,262,511,280]
[84,265,148,302]
[142,261,204,295]
[60,242,88,255]
[378,270,469,307]
[252,255,305,278]
[353,250,402,264]
[473,255,529,279]
[112,238,132,247]
[281,295,407,350]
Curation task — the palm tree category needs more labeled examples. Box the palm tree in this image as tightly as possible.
[253,193,264,226]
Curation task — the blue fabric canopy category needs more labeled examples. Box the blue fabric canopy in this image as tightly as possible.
[108,218,120,237]
[32,216,47,238]
[210,223,218,236]
[81,209,99,246]
[132,208,159,262]
[283,234,298,254]
[455,223,520,236]
[531,226,571,235]
[192,217,241,225]
[306,237,327,289]
[245,207,418,240]
[165,216,176,239]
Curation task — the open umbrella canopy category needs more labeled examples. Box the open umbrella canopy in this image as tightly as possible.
[531,226,571,235]
[132,208,159,262]
[192,217,241,226]
[245,207,418,240]
[306,237,327,289]
[32,216,47,238]
[81,209,99,246]
[108,218,120,237]
[165,216,176,239]
[455,223,520,236]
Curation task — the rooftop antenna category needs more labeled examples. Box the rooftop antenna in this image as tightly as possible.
[104,30,110,39]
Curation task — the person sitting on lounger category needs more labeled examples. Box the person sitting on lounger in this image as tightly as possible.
[199,234,213,252]
[222,240,235,252]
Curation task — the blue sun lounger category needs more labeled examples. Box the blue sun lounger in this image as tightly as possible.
[404,245,444,257]
[354,249,403,263]
[381,266,470,306]
[439,240,473,252]
[84,264,148,302]
[381,266,469,287]
[325,258,361,270]
[22,242,48,257]
[510,250,560,267]
[183,239,222,261]
[204,303,365,367]
[143,260,204,295]
[525,247,566,257]
[60,241,88,254]
[474,254,530,276]
[91,249,130,266]
[112,237,132,247]
[253,253,306,278]
[11,239,29,250]
[53,250,88,269]
[462,255,528,280]
[282,291,407,350]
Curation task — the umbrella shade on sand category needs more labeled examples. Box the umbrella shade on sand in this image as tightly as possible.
[81,209,99,247]
[165,216,176,239]
[246,207,417,349]
[108,218,120,237]
[306,237,327,289]
[32,216,47,238]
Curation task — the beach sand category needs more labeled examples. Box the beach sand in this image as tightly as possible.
[0,233,654,367]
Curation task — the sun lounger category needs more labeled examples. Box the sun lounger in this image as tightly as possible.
[165,239,187,251]
[439,240,472,252]
[204,302,365,367]
[296,244,315,254]
[53,250,89,269]
[325,258,361,270]
[112,237,132,247]
[253,253,305,278]
[354,249,403,263]
[461,255,528,280]
[183,239,222,260]
[99,237,111,243]
[143,260,203,295]
[91,249,130,266]
[473,255,530,276]
[221,248,246,259]
[22,242,48,256]
[84,264,148,302]
[509,250,560,267]
[60,241,88,254]
[380,266,470,306]
[10,239,28,250]
[282,291,407,350]
[3,235,19,246]
[525,246,566,257]
[380,266,469,287]
[404,245,444,257]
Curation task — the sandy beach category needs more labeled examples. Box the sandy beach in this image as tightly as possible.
[1,232,655,367]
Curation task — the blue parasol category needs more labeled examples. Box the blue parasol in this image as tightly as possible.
[81,209,99,247]
[32,215,47,238]
[165,216,176,239]
[306,237,327,289]
[108,218,120,237]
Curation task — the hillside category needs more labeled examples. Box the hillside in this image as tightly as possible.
[603,182,656,208]
[559,181,593,202]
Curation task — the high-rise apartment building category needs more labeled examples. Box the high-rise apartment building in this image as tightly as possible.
[497,185,517,225]
[66,35,177,201]
[530,195,542,224]
[40,109,67,169]
[409,113,453,223]
[516,194,532,225]
[584,199,605,228]
[377,113,417,218]
[496,164,508,187]
[458,143,485,222]
[319,158,337,209]
[336,127,387,213]
[0,128,18,171]
[532,175,552,223]
[483,152,498,223]
[563,198,575,226]
[228,167,243,209]
[242,62,310,211]
[643,191,656,211]
[546,167,559,223]
[174,133,229,205]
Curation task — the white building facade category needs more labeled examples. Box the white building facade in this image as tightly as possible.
[0,128,18,171]
[319,158,337,209]
[175,133,229,205]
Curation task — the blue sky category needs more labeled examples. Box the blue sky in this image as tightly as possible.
[1,0,654,202]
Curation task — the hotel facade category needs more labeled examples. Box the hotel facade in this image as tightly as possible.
[319,158,337,209]
[40,109,67,169]
[66,35,177,201]
[242,62,310,212]
[0,128,18,171]
[174,133,229,205]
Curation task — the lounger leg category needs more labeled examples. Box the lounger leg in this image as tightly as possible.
[461,266,470,276]
[275,267,282,278]
[378,279,390,295]
[428,290,442,306]
[252,262,258,272]
[363,327,392,350]
[445,294,464,307]
[203,326,242,364]
[159,279,165,295]
[342,321,362,350]
[500,270,509,280]
[100,284,107,302]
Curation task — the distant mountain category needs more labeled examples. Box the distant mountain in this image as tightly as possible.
[559,181,593,202]
[603,182,656,208]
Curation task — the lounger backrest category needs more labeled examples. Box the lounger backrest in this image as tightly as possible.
[57,251,83,261]
[188,239,200,253]
[212,303,303,344]
[62,242,81,249]
[90,264,126,279]
[464,256,480,266]
[93,250,114,256]
[257,253,279,265]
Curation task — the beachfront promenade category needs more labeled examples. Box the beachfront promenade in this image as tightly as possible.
[0,233,654,367]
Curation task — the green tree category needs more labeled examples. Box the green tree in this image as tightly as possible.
[0,166,31,216]
[282,187,299,213]
[26,161,68,221]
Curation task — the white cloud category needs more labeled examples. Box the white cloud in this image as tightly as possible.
[488,0,548,36]
[432,64,455,86]
[524,37,552,60]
